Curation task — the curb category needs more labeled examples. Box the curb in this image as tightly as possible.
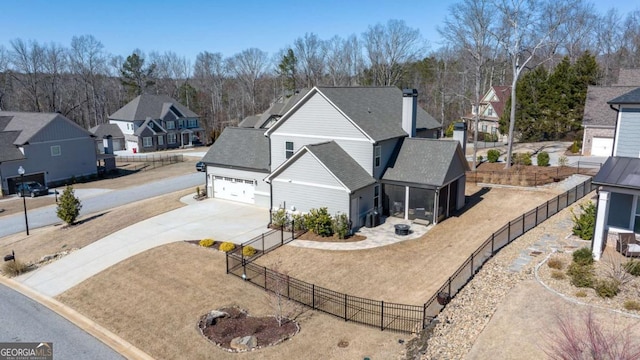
[0,275,154,360]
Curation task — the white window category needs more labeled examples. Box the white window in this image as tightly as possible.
[167,133,177,144]
[285,141,294,159]
[158,136,164,146]
[487,107,494,116]
[187,119,197,128]
[143,137,153,147]
[374,185,380,210]
[51,145,61,156]
[374,146,381,167]
[165,121,175,130]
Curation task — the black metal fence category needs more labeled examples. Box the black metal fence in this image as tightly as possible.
[115,154,184,171]
[226,178,595,334]
[467,162,601,187]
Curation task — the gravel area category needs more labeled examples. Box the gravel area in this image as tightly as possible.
[413,194,597,360]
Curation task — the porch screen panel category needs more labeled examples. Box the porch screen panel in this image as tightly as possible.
[384,184,406,218]
[408,187,435,224]
[608,192,633,229]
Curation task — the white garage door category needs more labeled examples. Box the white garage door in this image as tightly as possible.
[213,176,255,204]
[592,137,613,156]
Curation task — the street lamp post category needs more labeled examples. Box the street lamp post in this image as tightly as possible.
[18,166,29,235]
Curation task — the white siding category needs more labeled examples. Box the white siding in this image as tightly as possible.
[109,120,133,135]
[351,185,376,227]
[270,92,372,173]
[206,167,270,208]
[272,181,349,216]
[373,139,401,179]
[614,108,640,157]
[275,152,344,188]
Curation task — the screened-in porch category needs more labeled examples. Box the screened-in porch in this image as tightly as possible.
[382,180,460,225]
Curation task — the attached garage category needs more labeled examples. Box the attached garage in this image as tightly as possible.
[213,176,256,204]
[591,137,613,156]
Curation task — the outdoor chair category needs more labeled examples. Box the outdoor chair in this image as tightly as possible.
[617,232,640,257]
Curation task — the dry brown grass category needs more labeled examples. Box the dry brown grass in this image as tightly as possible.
[255,184,557,305]
[57,243,401,360]
[0,188,192,266]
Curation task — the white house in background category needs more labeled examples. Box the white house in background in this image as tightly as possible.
[462,85,511,143]
[592,86,640,260]
[202,87,467,231]
[108,94,203,153]
[581,69,640,156]
[0,111,97,195]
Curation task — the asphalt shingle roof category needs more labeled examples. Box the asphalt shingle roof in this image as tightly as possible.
[583,86,637,126]
[615,69,640,86]
[382,138,468,188]
[593,156,640,190]
[108,94,198,121]
[304,141,376,192]
[89,124,124,139]
[0,131,24,162]
[0,111,85,145]
[201,127,270,172]
[608,87,640,105]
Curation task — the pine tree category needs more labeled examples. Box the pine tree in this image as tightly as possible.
[120,52,156,97]
[56,185,82,225]
[276,48,297,92]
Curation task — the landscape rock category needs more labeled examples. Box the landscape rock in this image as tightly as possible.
[230,335,257,351]
[205,310,228,326]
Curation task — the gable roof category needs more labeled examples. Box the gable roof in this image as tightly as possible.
[134,118,166,136]
[583,86,637,126]
[608,87,640,105]
[266,141,376,192]
[89,123,124,139]
[0,131,24,162]
[615,69,640,86]
[266,87,440,141]
[240,89,310,129]
[593,156,640,190]
[382,138,469,188]
[238,115,260,128]
[109,94,198,121]
[201,127,269,172]
[0,111,92,145]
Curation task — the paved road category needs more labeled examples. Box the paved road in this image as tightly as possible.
[0,172,205,237]
[0,283,124,359]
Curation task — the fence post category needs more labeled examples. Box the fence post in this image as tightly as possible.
[281,225,284,245]
[575,186,578,204]
[264,267,267,289]
[522,214,525,234]
[535,206,538,226]
[291,220,295,241]
[262,233,265,252]
[491,234,495,254]
[225,252,229,274]
[470,254,474,277]
[546,200,549,218]
[507,221,511,242]
[312,284,315,309]
[557,196,560,213]
[344,294,348,321]
[448,277,452,297]
[381,301,384,331]
[423,303,427,330]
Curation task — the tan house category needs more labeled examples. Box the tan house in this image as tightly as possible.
[463,85,511,143]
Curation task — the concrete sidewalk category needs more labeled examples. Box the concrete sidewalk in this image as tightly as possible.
[16,197,269,297]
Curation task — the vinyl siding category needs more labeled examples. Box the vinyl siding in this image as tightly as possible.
[351,185,376,227]
[373,139,400,179]
[21,138,97,183]
[275,151,344,188]
[272,181,349,215]
[109,120,133,135]
[206,167,270,208]
[29,117,92,143]
[615,108,640,157]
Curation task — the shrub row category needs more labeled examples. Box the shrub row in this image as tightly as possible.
[271,207,351,239]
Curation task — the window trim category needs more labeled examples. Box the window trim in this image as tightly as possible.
[374,146,381,167]
[165,121,175,130]
[157,135,164,146]
[51,145,61,157]
[167,133,177,144]
[374,185,380,210]
[143,137,153,147]
[285,141,294,159]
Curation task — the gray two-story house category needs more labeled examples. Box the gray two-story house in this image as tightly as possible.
[203,87,467,231]
[0,111,97,195]
[108,94,203,153]
[592,87,640,259]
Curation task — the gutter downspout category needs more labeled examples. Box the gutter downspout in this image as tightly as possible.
[609,104,620,156]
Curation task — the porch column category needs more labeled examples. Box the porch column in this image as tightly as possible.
[592,190,610,261]
[404,186,410,220]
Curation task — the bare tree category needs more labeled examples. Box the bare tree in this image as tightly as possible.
[194,51,227,137]
[9,38,45,111]
[440,0,495,170]
[41,42,68,113]
[620,10,640,69]
[227,48,269,116]
[69,35,108,127]
[493,0,577,168]
[293,33,326,88]
[0,45,9,110]
[362,19,424,86]
[324,36,351,86]
[264,262,303,327]
[595,9,623,85]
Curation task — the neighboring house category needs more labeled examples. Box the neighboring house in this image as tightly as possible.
[463,85,511,142]
[202,87,467,231]
[89,123,125,153]
[581,69,640,156]
[108,94,203,153]
[238,90,309,129]
[0,111,97,195]
[592,86,640,260]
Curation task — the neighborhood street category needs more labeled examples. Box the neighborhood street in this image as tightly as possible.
[0,283,124,359]
[0,172,204,238]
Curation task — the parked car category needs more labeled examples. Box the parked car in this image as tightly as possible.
[196,161,206,172]
[16,181,49,197]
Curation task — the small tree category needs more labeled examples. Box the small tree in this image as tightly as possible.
[571,202,596,240]
[56,185,82,225]
[265,262,303,327]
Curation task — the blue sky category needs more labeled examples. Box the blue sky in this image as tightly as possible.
[1,0,638,62]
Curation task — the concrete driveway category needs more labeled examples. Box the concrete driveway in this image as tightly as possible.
[16,198,269,297]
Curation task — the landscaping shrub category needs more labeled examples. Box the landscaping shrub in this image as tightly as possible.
[551,270,566,280]
[480,132,498,142]
[512,152,532,166]
[571,202,596,241]
[444,123,454,137]
[271,209,287,227]
[290,213,305,231]
[537,151,550,166]
[477,155,484,162]
[623,260,640,276]
[547,256,564,270]
[574,290,587,298]
[242,245,256,257]
[593,279,620,298]
[304,207,333,237]
[567,263,594,288]
[487,149,500,163]
[572,247,594,266]
[624,300,640,311]
[1,260,27,277]
[332,213,350,239]
[569,140,580,154]
[199,238,214,247]
[219,242,236,252]
[558,155,569,167]
[56,185,82,225]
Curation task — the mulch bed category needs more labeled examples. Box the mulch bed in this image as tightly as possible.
[199,307,299,352]
[467,162,596,186]
[296,231,366,243]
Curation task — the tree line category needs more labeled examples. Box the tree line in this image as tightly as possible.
[0,0,638,155]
